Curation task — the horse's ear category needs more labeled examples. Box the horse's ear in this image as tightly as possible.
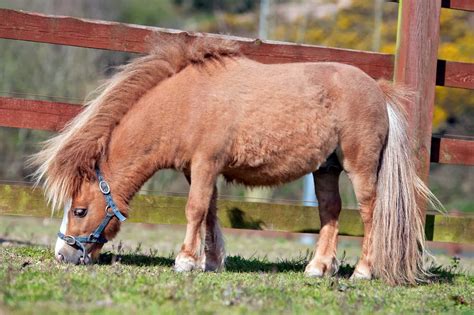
[97,136,108,158]
[86,136,107,178]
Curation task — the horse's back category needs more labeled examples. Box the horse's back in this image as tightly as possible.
[138,57,388,184]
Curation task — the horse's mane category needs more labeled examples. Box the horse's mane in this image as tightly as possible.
[31,35,240,210]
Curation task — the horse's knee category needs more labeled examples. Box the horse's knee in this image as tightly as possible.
[185,200,208,224]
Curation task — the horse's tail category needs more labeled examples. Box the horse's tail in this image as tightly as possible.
[372,80,442,285]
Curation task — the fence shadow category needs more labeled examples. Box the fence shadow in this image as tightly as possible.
[227,207,264,230]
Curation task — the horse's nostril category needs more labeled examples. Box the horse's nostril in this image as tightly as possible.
[56,253,64,262]
[79,255,92,265]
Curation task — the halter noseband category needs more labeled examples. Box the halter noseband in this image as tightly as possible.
[57,167,127,261]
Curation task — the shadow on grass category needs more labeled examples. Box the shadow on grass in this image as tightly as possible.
[98,251,347,275]
[426,259,460,284]
[98,252,310,272]
[98,252,175,267]
[0,238,44,247]
[225,255,307,273]
[97,251,460,283]
[5,244,462,284]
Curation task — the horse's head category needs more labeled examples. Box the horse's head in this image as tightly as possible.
[55,171,126,264]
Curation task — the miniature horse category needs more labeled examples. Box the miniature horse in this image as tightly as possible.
[32,36,437,285]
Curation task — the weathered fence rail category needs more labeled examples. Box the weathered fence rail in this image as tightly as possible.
[1,96,471,166]
[0,9,473,90]
[0,184,472,244]
[0,2,473,244]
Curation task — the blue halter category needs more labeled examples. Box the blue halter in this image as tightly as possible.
[57,167,127,260]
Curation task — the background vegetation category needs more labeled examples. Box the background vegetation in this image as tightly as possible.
[0,0,472,211]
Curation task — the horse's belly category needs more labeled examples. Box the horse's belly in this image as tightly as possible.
[223,130,338,186]
[222,161,315,186]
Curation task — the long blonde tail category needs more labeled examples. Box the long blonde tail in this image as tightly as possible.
[372,80,442,285]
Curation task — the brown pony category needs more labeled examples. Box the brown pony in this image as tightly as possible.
[32,35,439,285]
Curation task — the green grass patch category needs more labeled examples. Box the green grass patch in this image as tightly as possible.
[0,246,473,315]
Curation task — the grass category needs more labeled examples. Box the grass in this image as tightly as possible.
[0,216,473,314]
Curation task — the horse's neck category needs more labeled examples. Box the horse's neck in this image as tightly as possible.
[102,141,160,206]
[101,77,186,204]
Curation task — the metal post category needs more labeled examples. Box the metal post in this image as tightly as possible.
[303,174,317,206]
[372,0,384,51]
[259,0,270,40]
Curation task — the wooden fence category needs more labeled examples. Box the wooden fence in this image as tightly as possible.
[0,1,473,244]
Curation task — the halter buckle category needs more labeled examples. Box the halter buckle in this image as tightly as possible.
[99,180,111,194]
[63,235,77,246]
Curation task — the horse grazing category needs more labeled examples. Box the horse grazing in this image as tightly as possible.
[32,35,439,285]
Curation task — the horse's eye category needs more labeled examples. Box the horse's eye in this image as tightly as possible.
[73,208,88,218]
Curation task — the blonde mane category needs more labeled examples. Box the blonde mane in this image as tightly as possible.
[31,35,240,210]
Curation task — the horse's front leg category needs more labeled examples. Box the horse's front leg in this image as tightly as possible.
[182,174,225,271]
[174,162,220,272]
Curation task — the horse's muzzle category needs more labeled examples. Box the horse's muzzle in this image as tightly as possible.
[56,247,92,265]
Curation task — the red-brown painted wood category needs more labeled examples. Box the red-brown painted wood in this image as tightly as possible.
[394,0,442,183]
[0,9,393,80]
[447,0,474,11]
[390,0,474,12]
[0,97,81,131]
[442,60,474,90]
[2,8,473,90]
[430,137,474,166]
[1,96,472,166]
[444,0,474,11]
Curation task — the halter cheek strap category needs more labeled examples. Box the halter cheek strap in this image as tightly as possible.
[57,167,127,261]
[95,168,127,222]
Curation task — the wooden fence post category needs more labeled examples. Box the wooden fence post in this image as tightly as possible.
[393,0,442,199]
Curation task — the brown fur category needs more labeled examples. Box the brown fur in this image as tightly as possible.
[34,36,440,285]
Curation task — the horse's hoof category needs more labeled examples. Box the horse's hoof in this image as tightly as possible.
[350,261,372,280]
[304,265,325,278]
[349,270,372,280]
[202,257,225,272]
[174,254,198,272]
[305,257,339,277]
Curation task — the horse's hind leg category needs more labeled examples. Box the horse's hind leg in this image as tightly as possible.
[203,186,225,271]
[345,169,378,280]
[305,154,343,277]
[175,165,224,272]
[341,140,384,280]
